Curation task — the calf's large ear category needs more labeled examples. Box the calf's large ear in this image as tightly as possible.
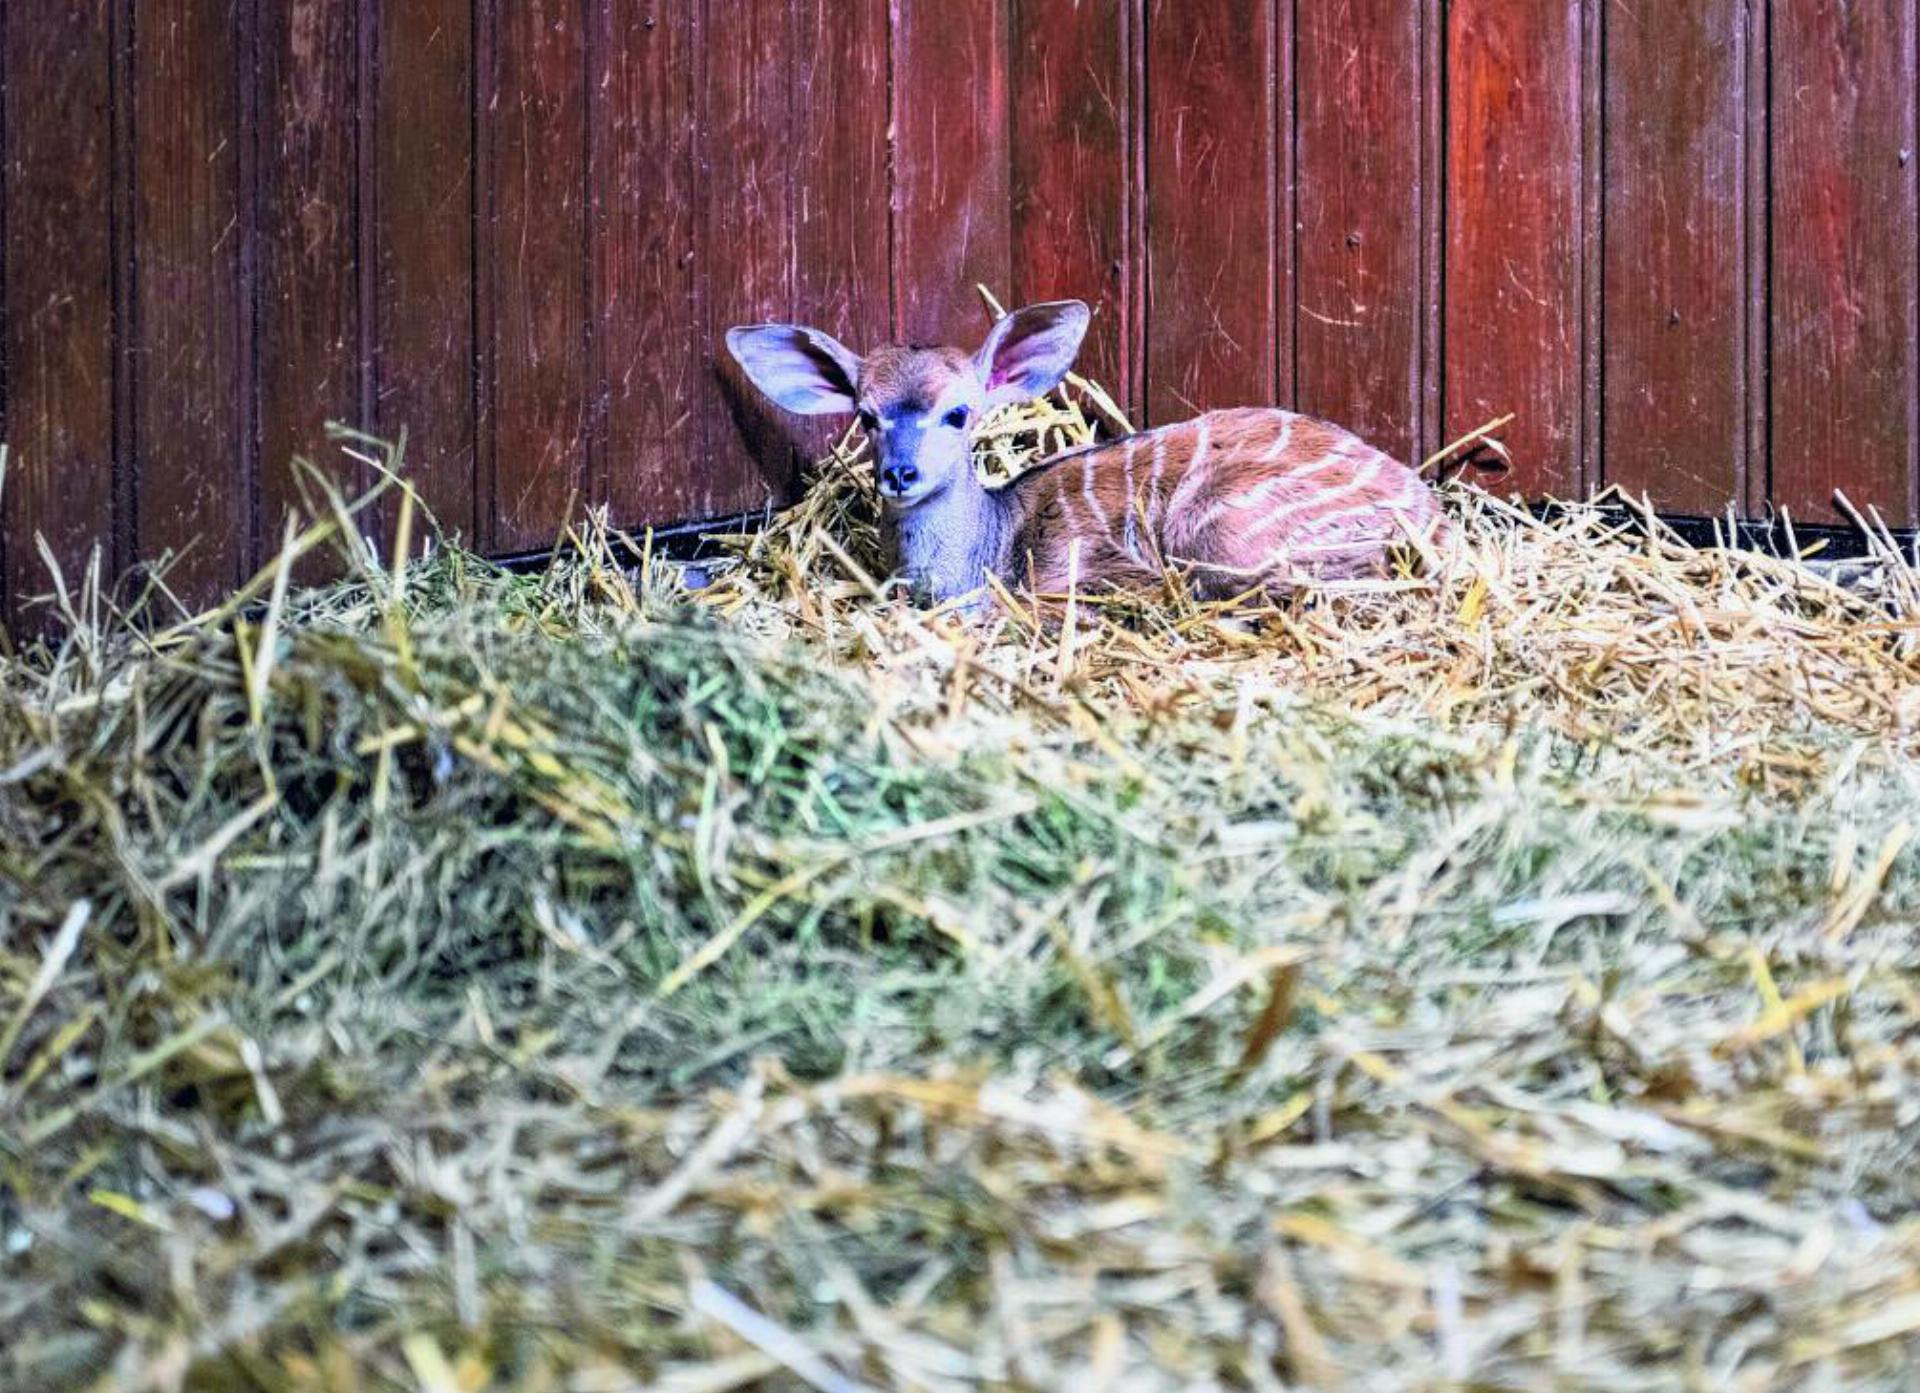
[975,300,1091,408]
[725,324,864,415]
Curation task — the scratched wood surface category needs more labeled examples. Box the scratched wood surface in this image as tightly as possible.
[4,0,1920,622]
[258,0,363,569]
[789,0,892,464]
[1010,0,1133,414]
[1602,0,1748,515]
[2,4,117,621]
[1446,0,1587,498]
[486,0,591,551]
[1295,0,1423,462]
[1771,0,1919,526]
[374,0,476,544]
[702,0,798,516]
[132,0,250,605]
[893,0,1011,348]
[594,0,700,522]
[1145,0,1279,422]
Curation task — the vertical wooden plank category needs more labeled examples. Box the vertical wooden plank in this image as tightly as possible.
[133,0,248,603]
[1744,0,1771,520]
[258,0,361,549]
[794,0,889,354]
[1772,0,1919,525]
[3,5,116,620]
[1575,0,1602,500]
[485,0,590,551]
[892,0,1010,347]
[595,0,701,523]
[1276,0,1295,413]
[375,0,476,544]
[1144,0,1276,422]
[1418,0,1446,463]
[3,9,10,622]
[1009,0,1132,408]
[790,0,890,463]
[1,9,7,623]
[1601,1,1746,515]
[1295,0,1422,461]
[1446,0,1585,496]
[701,0,797,514]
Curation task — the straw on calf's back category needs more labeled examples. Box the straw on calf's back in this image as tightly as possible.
[727,299,1443,606]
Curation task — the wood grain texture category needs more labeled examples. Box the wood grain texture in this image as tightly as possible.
[892,0,1010,347]
[375,0,475,543]
[12,0,1920,631]
[1771,0,1919,525]
[1295,0,1422,461]
[1144,0,1277,423]
[701,0,797,515]
[594,0,700,524]
[1446,0,1586,496]
[258,0,362,554]
[486,0,591,550]
[1601,0,1746,515]
[1417,0,1446,463]
[791,0,891,462]
[1010,0,1132,410]
[133,0,248,604]
[1743,0,1771,519]
[3,4,117,620]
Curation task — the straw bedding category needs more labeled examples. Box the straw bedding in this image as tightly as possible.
[1,381,1918,1390]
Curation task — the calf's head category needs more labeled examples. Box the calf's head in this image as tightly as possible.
[726,301,1090,509]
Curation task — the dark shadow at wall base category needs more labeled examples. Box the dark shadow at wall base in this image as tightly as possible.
[712,360,806,511]
[1541,498,1919,564]
[481,499,1918,591]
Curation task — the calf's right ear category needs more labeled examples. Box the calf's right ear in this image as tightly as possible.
[725,325,864,415]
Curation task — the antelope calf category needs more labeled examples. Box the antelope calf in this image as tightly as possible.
[727,300,1443,608]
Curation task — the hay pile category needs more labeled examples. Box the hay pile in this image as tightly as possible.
[2,387,1919,1391]
[706,384,1919,796]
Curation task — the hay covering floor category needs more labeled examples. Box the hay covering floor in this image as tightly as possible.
[3,397,1920,1392]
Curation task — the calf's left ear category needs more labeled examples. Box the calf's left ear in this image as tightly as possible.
[975,300,1091,408]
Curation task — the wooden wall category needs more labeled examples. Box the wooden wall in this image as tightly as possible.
[3,1,1917,621]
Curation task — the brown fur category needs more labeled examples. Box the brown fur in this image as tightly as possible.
[857,346,976,415]
[1001,408,1443,598]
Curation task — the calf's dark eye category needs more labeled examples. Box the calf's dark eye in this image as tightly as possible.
[857,408,880,432]
[944,406,971,430]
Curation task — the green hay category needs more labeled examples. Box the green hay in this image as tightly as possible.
[1,421,1918,1391]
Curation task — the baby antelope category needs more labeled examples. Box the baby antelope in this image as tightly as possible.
[727,300,1444,608]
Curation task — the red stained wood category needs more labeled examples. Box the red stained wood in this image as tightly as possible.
[1602,0,1746,515]
[1772,0,1919,526]
[375,0,475,543]
[594,1,700,524]
[486,0,591,550]
[701,0,797,514]
[1744,0,1771,519]
[133,0,248,604]
[1418,0,1445,463]
[892,0,1011,347]
[1010,0,1132,412]
[258,0,362,558]
[790,0,890,463]
[3,5,116,621]
[1446,0,1586,496]
[12,0,1920,633]
[1295,0,1423,462]
[1145,0,1277,423]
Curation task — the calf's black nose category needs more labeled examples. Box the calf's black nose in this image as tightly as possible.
[881,461,920,493]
